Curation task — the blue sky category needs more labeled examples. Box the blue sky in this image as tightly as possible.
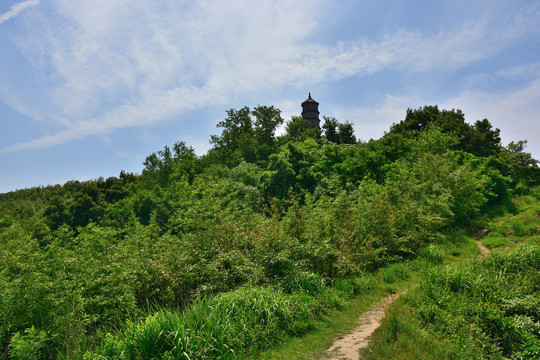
[1,0,539,193]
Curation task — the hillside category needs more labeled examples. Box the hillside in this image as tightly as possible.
[0,105,539,359]
[362,190,540,359]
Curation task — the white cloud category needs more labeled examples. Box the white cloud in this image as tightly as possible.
[295,9,540,81]
[335,77,540,159]
[0,0,40,25]
[440,78,540,155]
[333,94,420,141]
[0,85,221,155]
[2,0,330,149]
[496,63,540,79]
[1,0,539,155]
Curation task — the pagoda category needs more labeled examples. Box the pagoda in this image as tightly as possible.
[301,93,320,129]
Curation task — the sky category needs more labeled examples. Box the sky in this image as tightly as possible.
[1,0,539,193]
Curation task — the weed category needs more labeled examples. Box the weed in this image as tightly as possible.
[481,233,511,249]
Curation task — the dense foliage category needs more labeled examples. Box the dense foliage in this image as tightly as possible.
[0,105,538,359]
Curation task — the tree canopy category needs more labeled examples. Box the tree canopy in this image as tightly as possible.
[388,105,502,157]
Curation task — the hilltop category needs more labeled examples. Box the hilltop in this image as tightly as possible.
[1,103,539,359]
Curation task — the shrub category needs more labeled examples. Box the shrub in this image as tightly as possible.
[9,327,49,360]
[369,244,540,359]
[281,271,326,295]
[382,263,410,284]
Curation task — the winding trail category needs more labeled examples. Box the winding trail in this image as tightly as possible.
[324,226,496,359]
[474,229,491,256]
[324,290,406,360]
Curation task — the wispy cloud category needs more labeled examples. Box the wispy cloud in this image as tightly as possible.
[0,0,40,25]
[337,76,540,156]
[0,85,223,155]
[496,63,540,79]
[441,78,540,149]
[1,0,538,155]
[296,10,539,81]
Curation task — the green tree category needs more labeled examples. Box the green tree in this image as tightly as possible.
[388,105,501,157]
[285,116,308,141]
[141,141,199,187]
[210,106,256,164]
[465,118,502,157]
[322,117,339,143]
[322,117,356,144]
[390,105,468,135]
[338,121,356,144]
[43,195,68,230]
[172,141,199,183]
[252,106,284,147]
[142,146,174,187]
[500,140,540,187]
[263,139,319,199]
[284,116,321,142]
[68,192,103,228]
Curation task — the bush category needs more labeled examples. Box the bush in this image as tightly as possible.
[281,271,326,295]
[382,263,410,284]
[9,327,49,360]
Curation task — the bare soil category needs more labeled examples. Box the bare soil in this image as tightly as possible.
[323,290,406,360]
[474,229,491,256]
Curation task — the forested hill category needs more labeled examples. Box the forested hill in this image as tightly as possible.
[0,105,539,359]
[2,105,538,230]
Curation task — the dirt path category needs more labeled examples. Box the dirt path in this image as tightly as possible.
[324,290,406,360]
[322,225,498,359]
[474,229,491,256]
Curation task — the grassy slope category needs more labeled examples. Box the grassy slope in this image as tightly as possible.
[254,277,417,360]
[255,232,479,359]
[258,190,539,360]
[361,189,540,360]
[81,262,418,359]
[7,194,533,359]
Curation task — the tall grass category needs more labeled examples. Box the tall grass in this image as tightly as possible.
[86,285,335,359]
[362,243,540,360]
[482,198,540,250]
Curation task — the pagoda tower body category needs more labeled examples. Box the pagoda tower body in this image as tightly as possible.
[301,93,320,129]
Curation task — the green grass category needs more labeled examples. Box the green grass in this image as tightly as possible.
[363,242,540,360]
[255,281,414,360]
[481,233,514,249]
[85,284,350,360]
[254,223,486,360]
[82,236,460,360]
[362,303,459,360]
[83,269,413,360]
[255,238,478,360]
[481,192,540,251]
[86,286,316,359]
[361,192,540,360]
